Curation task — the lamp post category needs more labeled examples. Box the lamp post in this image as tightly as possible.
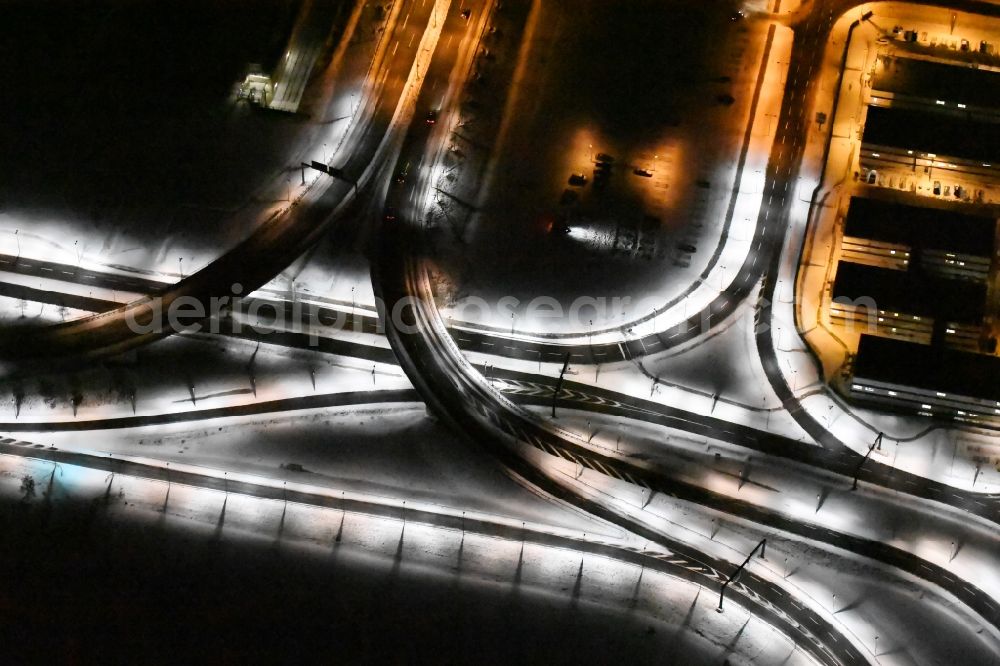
[718,538,766,612]
[852,431,883,490]
[551,352,571,418]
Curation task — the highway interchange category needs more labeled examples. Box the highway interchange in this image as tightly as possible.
[5,0,1000,663]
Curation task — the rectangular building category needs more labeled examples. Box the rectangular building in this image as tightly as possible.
[851,334,1000,423]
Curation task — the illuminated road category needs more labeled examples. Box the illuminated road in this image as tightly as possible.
[372,0,1000,659]
[370,4,873,664]
[6,250,999,527]
[5,0,1000,659]
[0,0,439,372]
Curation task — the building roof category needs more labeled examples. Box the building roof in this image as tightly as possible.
[863,105,1000,165]
[873,56,1000,110]
[832,261,985,322]
[844,196,995,256]
[854,334,1000,402]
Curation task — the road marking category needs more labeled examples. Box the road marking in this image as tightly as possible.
[402,12,409,29]
[392,40,399,55]
[40,267,52,272]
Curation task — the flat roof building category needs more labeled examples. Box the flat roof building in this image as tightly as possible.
[862,105,1000,166]
[851,334,1000,422]
[872,56,1000,114]
[844,196,995,256]
[832,261,985,323]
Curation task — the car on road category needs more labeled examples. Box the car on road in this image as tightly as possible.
[461,9,471,20]
[632,168,652,177]
[595,152,615,163]
[384,207,397,221]
[426,109,438,124]
[568,173,587,186]
[396,162,410,183]
[730,10,745,21]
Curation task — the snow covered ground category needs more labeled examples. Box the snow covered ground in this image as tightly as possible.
[0,452,816,665]
[33,403,614,537]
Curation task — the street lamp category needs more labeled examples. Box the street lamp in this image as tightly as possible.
[718,538,766,612]
[852,431,883,490]
[551,352,571,418]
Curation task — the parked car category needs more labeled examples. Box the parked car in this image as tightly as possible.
[568,173,587,186]
[933,180,941,195]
